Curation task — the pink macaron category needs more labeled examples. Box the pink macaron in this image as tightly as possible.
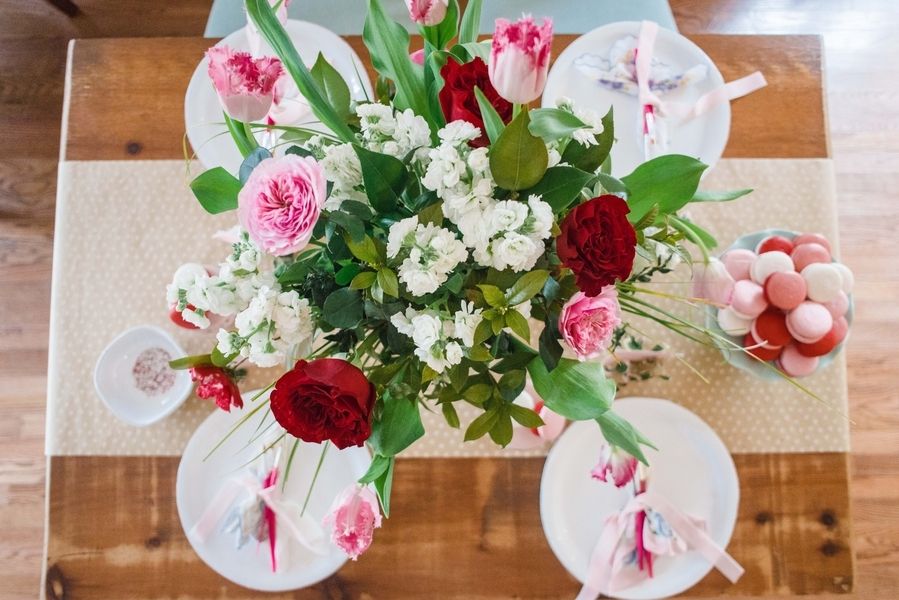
[786,301,834,343]
[750,250,794,285]
[779,344,820,377]
[822,290,850,318]
[832,262,854,294]
[793,232,832,253]
[731,280,768,319]
[722,248,756,281]
[791,242,831,272]
[756,235,794,255]
[764,271,807,310]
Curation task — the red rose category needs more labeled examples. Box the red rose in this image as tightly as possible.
[190,366,243,412]
[557,195,637,296]
[439,57,513,147]
[270,358,376,449]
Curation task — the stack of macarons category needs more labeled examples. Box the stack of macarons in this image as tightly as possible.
[716,232,853,377]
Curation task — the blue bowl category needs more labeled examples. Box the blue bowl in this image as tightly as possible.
[705,228,853,380]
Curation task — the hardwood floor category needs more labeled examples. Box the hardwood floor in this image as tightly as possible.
[1,1,896,598]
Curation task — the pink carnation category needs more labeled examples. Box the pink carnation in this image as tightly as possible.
[323,484,382,560]
[559,287,621,360]
[238,154,326,256]
[206,45,282,122]
[489,16,553,104]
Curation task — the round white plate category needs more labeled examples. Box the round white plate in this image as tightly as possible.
[540,397,739,600]
[185,20,373,173]
[542,22,730,177]
[176,394,372,592]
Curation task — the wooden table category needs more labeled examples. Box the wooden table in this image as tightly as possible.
[44,34,852,599]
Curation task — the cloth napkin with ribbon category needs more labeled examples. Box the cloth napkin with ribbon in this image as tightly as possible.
[576,488,744,599]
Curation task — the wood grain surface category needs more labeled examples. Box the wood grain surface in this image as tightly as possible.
[45,454,853,600]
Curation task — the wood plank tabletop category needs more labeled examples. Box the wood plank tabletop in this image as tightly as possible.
[45,33,851,599]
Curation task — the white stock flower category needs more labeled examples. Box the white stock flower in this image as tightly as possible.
[357,103,396,137]
[438,120,480,145]
[492,232,542,272]
[491,200,529,233]
[273,290,314,346]
[321,143,362,190]
[387,216,419,259]
[390,218,467,296]
[453,301,483,347]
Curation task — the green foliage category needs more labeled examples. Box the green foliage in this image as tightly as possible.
[309,52,352,121]
[528,108,588,142]
[368,394,425,457]
[507,270,549,306]
[522,166,594,212]
[596,410,656,465]
[354,145,409,213]
[527,356,616,420]
[168,354,212,370]
[322,288,363,328]
[560,106,614,172]
[458,0,482,44]
[489,109,549,190]
[238,147,272,184]
[691,188,753,202]
[621,154,708,222]
[190,167,241,214]
[474,86,506,144]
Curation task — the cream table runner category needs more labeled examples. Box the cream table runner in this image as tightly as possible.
[46,158,850,456]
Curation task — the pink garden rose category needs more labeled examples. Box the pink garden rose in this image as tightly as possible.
[591,442,638,488]
[489,16,553,104]
[559,287,622,360]
[692,257,735,306]
[406,0,448,26]
[206,45,282,122]
[238,154,326,256]
[323,484,382,560]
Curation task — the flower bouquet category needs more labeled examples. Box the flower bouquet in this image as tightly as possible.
[169,0,755,560]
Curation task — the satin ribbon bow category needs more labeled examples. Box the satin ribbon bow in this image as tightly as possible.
[636,20,767,122]
[576,488,744,599]
[189,471,329,572]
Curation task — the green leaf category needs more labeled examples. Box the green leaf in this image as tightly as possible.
[458,0,482,44]
[363,0,432,127]
[463,383,493,405]
[329,210,365,242]
[223,113,258,157]
[424,47,449,129]
[528,108,588,142]
[595,172,629,196]
[349,270,377,289]
[489,108,549,191]
[509,404,544,428]
[245,0,356,142]
[377,267,399,297]
[538,319,563,372]
[621,154,708,223]
[335,263,362,286]
[691,188,753,203]
[369,394,425,456]
[497,369,526,401]
[344,234,380,265]
[372,455,395,517]
[474,86,506,145]
[472,319,494,346]
[670,214,718,250]
[238,147,272,184]
[504,309,531,342]
[419,201,445,226]
[464,409,499,441]
[522,166,593,213]
[340,200,374,221]
[358,453,391,483]
[542,276,560,304]
[506,270,549,306]
[189,167,241,214]
[478,284,507,308]
[441,401,461,429]
[169,354,212,370]
[322,288,363,328]
[309,52,352,121]
[211,346,239,367]
[444,271,463,294]
[449,41,491,62]
[424,0,459,49]
[596,410,656,465]
[488,410,514,447]
[527,356,616,420]
[560,106,614,173]
[354,145,408,214]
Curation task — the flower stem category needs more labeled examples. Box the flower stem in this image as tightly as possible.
[301,441,330,517]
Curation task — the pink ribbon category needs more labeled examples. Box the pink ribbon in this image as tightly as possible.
[576,489,744,600]
[635,20,767,122]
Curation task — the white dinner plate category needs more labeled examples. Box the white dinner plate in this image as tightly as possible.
[542,22,730,177]
[185,20,373,173]
[540,397,739,600]
[176,393,372,592]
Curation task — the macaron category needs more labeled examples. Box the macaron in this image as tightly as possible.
[832,262,854,294]
[822,290,850,318]
[756,235,794,255]
[722,249,756,281]
[791,242,831,272]
[743,333,783,361]
[750,251,794,285]
[731,280,768,318]
[779,344,820,377]
[786,301,834,343]
[752,310,793,347]
[764,271,807,310]
[793,232,832,253]
[717,307,752,336]
[802,263,843,303]
[796,316,849,357]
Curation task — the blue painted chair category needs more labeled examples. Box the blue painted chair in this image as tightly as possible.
[204,0,677,38]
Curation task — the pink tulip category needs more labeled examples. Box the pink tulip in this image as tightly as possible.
[559,287,621,361]
[591,442,638,488]
[508,383,566,450]
[692,257,735,306]
[323,484,382,560]
[489,16,553,104]
[206,45,282,122]
[409,49,425,66]
[405,0,448,26]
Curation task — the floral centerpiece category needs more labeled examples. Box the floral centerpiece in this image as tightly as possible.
[169,0,754,559]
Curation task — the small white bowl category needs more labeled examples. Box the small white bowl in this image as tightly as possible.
[94,325,193,426]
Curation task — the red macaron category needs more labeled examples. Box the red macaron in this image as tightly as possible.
[793,232,832,253]
[764,271,807,311]
[756,235,794,255]
[796,316,849,357]
[752,310,793,347]
[743,332,783,361]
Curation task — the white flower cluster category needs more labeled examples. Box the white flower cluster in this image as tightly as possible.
[387,216,468,296]
[166,230,315,367]
[556,96,605,147]
[356,103,431,159]
[421,120,554,272]
[390,302,483,372]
